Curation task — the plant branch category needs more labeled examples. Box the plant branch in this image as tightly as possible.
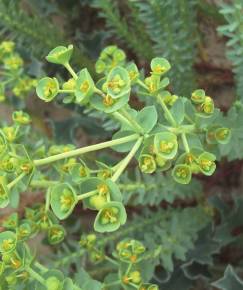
[157,94,177,127]
[119,108,144,133]
[33,134,139,167]
[64,62,78,80]
[77,190,97,201]
[111,137,143,182]
[7,172,26,190]
[181,132,190,153]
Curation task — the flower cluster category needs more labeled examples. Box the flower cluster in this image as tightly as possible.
[35,44,231,188]
[79,234,159,289]
[0,41,37,104]
[0,44,231,249]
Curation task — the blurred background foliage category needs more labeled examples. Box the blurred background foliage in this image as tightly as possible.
[1,0,243,289]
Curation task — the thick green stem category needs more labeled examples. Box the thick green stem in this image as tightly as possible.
[157,94,177,127]
[64,62,78,80]
[111,137,143,182]
[119,182,156,191]
[33,134,139,167]
[119,108,144,133]
[105,255,119,266]
[34,262,48,273]
[7,172,26,189]
[77,190,97,201]
[30,180,58,188]
[129,282,140,289]
[166,124,195,135]
[185,114,194,124]
[125,262,133,276]
[27,267,46,285]
[181,132,190,153]
[59,89,75,94]
[137,79,149,91]
[112,112,135,130]
[94,87,106,97]
[112,159,125,171]
[45,188,51,212]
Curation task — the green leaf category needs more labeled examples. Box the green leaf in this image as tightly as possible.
[0,176,10,208]
[75,68,95,104]
[63,278,75,290]
[135,106,158,133]
[50,183,78,220]
[71,162,90,183]
[212,265,243,290]
[9,187,20,209]
[0,130,7,157]
[112,130,136,153]
[82,177,122,210]
[74,268,102,290]
[36,77,59,102]
[170,98,185,125]
[46,45,73,65]
[91,91,129,113]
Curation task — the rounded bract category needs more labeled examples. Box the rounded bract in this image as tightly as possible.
[46,45,73,65]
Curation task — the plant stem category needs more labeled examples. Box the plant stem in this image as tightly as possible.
[181,132,190,153]
[157,94,177,127]
[59,89,75,94]
[129,282,139,289]
[125,262,133,276]
[165,124,195,135]
[77,190,97,201]
[112,159,125,171]
[119,108,144,133]
[45,188,51,212]
[27,267,46,285]
[30,180,58,188]
[111,137,143,182]
[105,255,119,266]
[112,112,135,130]
[7,172,26,189]
[185,114,194,124]
[137,79,149,91]
[34,262,48,273]
[64,62,78,80]
[33,134,139,167]
[2,78,15,85]
[94,87,106,97]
